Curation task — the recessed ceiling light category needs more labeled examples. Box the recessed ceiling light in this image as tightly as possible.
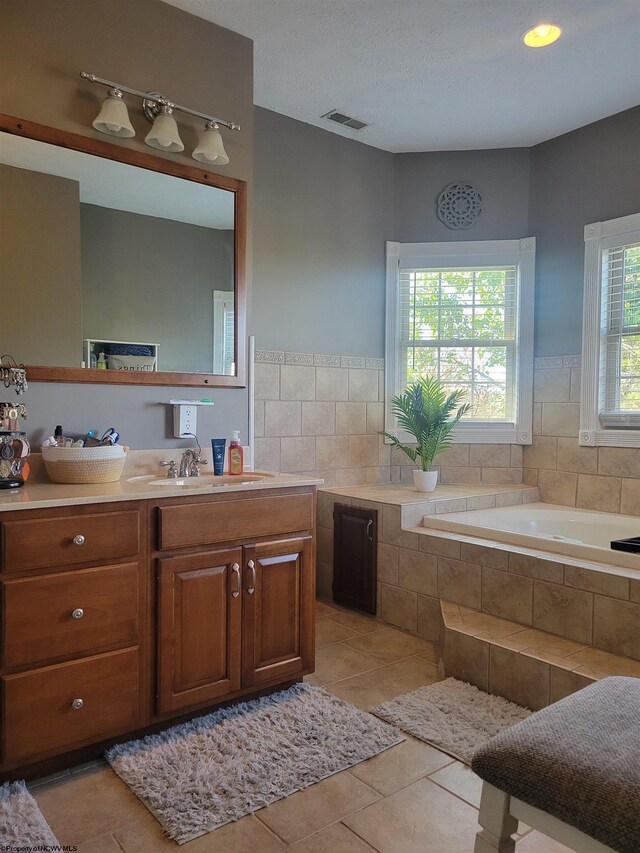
[523,23,562,48]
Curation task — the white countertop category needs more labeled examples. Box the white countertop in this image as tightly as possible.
[0,470,324,512]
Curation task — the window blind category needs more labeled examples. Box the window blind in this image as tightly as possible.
[600,239,640,425]
[397,266,518,422]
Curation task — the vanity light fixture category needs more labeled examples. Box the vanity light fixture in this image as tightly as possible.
[192,122,229,165]
[523,23,562,47]
[92,88,135,138]
[80,72,239,164]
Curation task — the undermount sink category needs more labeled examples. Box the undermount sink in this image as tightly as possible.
[128,474,267,488]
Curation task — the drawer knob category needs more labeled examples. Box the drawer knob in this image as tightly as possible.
[71,698,84,710]
[72,608,84,620]
[73,534,85,546]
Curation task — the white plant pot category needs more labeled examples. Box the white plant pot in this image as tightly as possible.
[413,469,438,492]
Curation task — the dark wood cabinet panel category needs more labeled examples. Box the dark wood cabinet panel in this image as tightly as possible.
[157,548,243,713]
[242,537,314,688]
[333,504,377,614]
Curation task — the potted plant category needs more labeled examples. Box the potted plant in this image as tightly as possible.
[383,377,471,492]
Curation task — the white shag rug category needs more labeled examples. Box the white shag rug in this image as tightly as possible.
[372,677,531,764]
[107,682,404,844]
[0,781,59,848]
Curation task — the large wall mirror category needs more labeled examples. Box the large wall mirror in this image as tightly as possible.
[0,115,247,387]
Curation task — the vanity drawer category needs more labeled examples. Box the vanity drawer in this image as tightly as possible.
[2,562,140,667]
[1,510,140,572]
[158,492,314,550]
[2,647,139,764]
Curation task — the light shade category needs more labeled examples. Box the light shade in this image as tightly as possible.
[92,90,135,138]
[145,108,184,152]
[192,122,229,165]
[523,23,562,47]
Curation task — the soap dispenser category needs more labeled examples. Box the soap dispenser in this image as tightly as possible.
[228,431,243,475]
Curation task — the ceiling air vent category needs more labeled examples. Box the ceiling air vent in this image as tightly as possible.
[321,109,368,131]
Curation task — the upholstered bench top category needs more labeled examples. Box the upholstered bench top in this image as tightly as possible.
[471,677,640,853]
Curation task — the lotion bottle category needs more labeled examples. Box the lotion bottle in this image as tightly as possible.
[228,431,243,475]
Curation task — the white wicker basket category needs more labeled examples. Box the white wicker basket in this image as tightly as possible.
[41,445,127,484]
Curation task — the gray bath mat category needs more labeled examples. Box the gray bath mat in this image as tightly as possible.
[372,677,531,764]
[0,781,59,848]
[107,682,403,844]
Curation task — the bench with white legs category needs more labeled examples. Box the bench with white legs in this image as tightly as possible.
[471,677,640,853]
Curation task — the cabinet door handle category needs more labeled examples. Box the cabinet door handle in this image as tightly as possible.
[247,560,256,594]
[231,562,241,598]
[366,519,373,541]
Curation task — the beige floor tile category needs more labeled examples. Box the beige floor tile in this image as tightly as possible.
[316,601,341,618]
[344,777,480,853]
[416,643,441,665]
[34,765,149,846]
[316,617,359,647]
[288,821,377,851]
[429,760,483,808]
[116,810,285,852]
[324,609,383,635]
[349,738,453,796]
[343,627,432,663]
[77,835,122,853]
[313,643,383,685]
[365,655,442,693]
[323,673,403,710]
[517,830,574,852]
[255,771,380,844]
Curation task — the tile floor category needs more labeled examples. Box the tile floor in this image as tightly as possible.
[30,600,571,852]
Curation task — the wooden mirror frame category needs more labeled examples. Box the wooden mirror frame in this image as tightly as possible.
[0,114,247,388]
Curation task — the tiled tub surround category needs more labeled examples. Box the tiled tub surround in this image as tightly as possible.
[526,355,640,513]
[254,349,522,487]
[317,483,539,641]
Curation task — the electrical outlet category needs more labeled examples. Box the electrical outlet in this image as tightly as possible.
[173,404,198,438]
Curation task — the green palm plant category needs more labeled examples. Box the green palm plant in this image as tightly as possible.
[383,377,472,471]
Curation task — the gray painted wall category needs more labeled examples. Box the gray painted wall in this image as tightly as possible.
[0,165,83,366]
[82,205,234,373]
[0,0,253,449]
[252,107,395,358]
[529,106,640,357]
[394,148,531,243]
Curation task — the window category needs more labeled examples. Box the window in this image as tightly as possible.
[212,290,235,375]
[385,239,535,444]
[580,212,640,447]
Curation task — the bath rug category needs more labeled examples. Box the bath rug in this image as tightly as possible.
[0,780,59,848]
[106,682,403,844]
[372,677,530,764]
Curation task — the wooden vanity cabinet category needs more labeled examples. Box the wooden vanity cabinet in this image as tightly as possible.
[154,488,316,716]
[0,501,148,772]
[0,485,316,776]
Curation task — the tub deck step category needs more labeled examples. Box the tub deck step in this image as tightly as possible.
[441,600,640,710]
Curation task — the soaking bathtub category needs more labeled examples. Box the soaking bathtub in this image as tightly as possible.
[422,502,640,571]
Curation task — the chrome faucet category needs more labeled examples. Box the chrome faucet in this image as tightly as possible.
[180,434,208,477]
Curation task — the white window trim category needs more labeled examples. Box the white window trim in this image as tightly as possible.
[580,211,640,447]
[385,238,535,445]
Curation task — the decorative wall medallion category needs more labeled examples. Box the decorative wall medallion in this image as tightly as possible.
[437,183,482,230]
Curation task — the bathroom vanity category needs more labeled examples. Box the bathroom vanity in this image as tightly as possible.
[0,475,319,778]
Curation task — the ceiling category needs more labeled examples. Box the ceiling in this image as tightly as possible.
[162,0,640,152]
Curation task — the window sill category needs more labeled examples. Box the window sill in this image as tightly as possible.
[391,423,530,446]
[579,428,640,448]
